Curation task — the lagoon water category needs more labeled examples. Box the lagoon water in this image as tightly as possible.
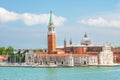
[0,66,120,80]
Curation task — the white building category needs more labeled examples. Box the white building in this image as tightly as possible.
[25,44,114,67]
[25,50,35,65]
[99,44,113,65]
[25,52,98,66]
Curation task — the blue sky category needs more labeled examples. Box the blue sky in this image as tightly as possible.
[0,0,120,49]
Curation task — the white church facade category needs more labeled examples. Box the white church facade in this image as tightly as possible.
[99,44,113,65]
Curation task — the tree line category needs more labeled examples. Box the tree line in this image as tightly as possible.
[0,46,25,63]
[0,46,14,55]
[0,46,45,63]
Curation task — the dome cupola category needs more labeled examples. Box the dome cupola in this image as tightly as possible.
[81,33,91,45]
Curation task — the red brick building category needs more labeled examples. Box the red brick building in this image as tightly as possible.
[112,48,120,63]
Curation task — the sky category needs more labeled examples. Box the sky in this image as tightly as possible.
[0,0,120,49]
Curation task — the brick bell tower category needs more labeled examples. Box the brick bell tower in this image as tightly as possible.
[48,11,56,53]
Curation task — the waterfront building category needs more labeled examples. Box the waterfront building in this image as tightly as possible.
[25,52,98,66]
[99,44,113,64]
[25,50,35,65]
[25,12,114,67]
[0,55,8,62]
[112,48,120,63]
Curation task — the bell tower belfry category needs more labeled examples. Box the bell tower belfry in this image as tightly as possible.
[47,11,56,53]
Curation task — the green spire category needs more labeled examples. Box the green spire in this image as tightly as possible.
[49,11,53,24]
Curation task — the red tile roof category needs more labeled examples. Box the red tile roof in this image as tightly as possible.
[35,53,97,57]
[0,55,8,62]
[0,56,4,59]
[112,48,120,54]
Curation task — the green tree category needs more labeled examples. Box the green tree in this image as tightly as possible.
[34,49,44,52]
[0,47,6,55]
[6,46,14,55]
[21,53,25,62]
[39,49,44,52]
[23,50,29,54]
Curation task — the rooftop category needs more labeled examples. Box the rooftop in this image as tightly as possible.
[35,52,98,57]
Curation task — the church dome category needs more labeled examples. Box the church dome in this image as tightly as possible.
[81,33,91,45]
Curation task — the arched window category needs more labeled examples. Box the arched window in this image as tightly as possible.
[61,61,64,64]
[46,61,48,64]
[40,61,42,65]
[49,27,51,31]
[84,61,86,65]
[54,61,56,64]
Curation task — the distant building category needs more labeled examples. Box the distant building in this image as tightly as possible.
[0,55,8,62]
[99,44,113,64]
[25,12,114,67]
[112,48,120,63]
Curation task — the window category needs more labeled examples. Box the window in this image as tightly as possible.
[84,61,86,65]
[54,61,56,64]
[61,61,64,64]
[49,28,51,31]
[40,61,42,65]
[46,61,48,64]
[28,56,31,59]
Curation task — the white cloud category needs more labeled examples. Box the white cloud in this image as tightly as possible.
[21,13,48,26]
[0,7,66,26]
[80,17,120,27]
[0,7,19,22]
[21,13,66,26]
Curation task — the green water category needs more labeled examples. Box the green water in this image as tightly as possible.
[0,66,119,80]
